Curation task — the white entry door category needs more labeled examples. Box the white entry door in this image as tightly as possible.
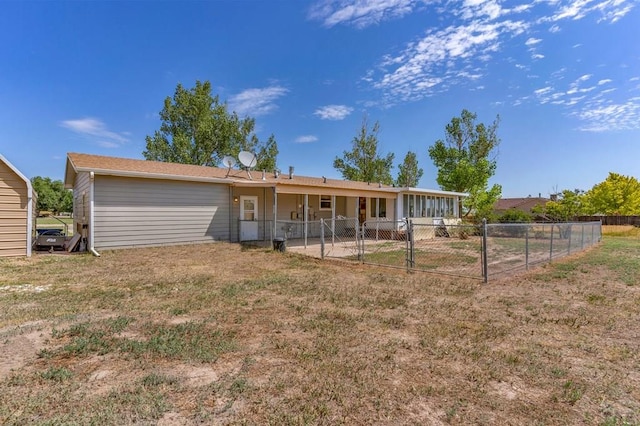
[240,196,258,241]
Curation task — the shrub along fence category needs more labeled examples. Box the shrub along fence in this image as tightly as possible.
[311,219,602,282]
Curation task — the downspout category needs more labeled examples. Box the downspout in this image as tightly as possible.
[229,186,233,242]
[89,172,100,257]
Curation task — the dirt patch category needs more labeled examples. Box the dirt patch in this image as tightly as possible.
[0,322,50,378]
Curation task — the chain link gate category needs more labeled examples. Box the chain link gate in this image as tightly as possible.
[358,219,484,279]
[319,217,361,260]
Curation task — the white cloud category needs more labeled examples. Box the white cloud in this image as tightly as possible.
[458,0,504,20]
[228,86,288,117]
[534,86,553,96]
[295,135,319,143]
[372,19,528,102]
[575,99,640,131]
[598,79,613,85]
[525,37,542,46]
[314,105,354,120]
[308,0,421,28]
[325,0,636,125]
[546,0,634,23]
[60,117,128,147]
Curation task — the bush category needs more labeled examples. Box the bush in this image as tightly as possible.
[498,209,532,224]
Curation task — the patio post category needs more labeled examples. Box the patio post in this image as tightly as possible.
[272,187,278,240]
[331,195,336,246]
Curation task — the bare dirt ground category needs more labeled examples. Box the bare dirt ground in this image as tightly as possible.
[0,234,639,425]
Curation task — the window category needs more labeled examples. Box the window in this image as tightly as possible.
[372,198,387,218]
[403,194,409,217]
[319,195,332,210]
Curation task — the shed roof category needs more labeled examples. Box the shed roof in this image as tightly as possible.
[0,154,32,194]
[65,153,466,197]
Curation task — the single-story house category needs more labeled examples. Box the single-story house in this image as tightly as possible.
[0,154,36,257]
[494,196,549,215]
[64,153,466,254]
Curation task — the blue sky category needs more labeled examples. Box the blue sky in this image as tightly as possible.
[1,0,638,197]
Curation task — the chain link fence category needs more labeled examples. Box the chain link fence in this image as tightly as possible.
[267,219,601,281]
[485,222,602,278]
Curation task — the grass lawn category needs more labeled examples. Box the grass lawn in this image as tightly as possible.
[0,235,639,424]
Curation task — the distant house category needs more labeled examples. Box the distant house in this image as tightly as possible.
[64,153,467,253]
[0,155,36,257]
[494,196,549,215]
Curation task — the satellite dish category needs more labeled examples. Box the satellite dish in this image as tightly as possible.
[222,156,236,168]
[222,156,236,177]
[238,151,257,168]
[238,151,257,180]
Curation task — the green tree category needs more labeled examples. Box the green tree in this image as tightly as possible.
[583,173,640,215]
[31,177,73,214]
[396,151,424,187]
[333,117,395,185]
[428,109,502,219]
[143,80,278,170]
[532,189,585,221]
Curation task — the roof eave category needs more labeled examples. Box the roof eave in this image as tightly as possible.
[395,186,468,197]
[72,167,233,184]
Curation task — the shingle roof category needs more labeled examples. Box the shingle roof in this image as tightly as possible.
[65,153,401,193]
[494,197,549,213]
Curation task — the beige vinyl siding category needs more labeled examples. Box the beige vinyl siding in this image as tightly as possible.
[0,161,28,257]
[93,176,230,250]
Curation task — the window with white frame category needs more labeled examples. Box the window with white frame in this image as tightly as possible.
[372,198,387,218]
[319,195,332,210]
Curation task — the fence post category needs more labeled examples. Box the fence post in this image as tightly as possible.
[567,224,572,255]
[409,220,415,269]
[549,224,554,262]
[525,225,529,270]
[581,223,585,249]
[405,219,410,271]
[320,218,325,260]
[362,224,366,263]
[482,218,488,283]
[357,223,362,262]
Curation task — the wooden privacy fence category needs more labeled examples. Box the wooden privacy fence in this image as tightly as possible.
[575,216,640,226]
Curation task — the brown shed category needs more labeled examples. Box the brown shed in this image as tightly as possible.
[0,155,35,257]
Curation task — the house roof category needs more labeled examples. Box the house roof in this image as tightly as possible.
[65,153,467,198]
[494,197,548,213]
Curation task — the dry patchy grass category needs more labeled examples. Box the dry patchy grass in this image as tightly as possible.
[0,237,639,425]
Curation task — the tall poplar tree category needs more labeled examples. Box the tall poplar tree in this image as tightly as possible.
[396,151,423,187]
[333,117,395,185]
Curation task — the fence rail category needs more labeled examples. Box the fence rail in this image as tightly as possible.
[266,218,602,282]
